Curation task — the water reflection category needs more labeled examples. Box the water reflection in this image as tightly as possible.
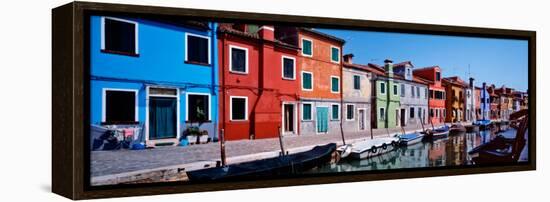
[310,128,519,173]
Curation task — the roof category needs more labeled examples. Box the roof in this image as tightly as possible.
[442,76,467,87]
[393,61,413,68]
[343,62,385,76]
[218,24,300,50]
[343,62,430,85]
[299,28,346,44]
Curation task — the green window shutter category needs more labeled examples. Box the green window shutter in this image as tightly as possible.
[331,47,339,62]
[380,82,385,94]
[331,77,339,92]
[303,104,312,120]
[302,40,312,55]
[302,72,312,89]
[332,105,339,120]
[353,75,360,90]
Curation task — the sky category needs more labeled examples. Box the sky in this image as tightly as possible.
[317,28,529,92]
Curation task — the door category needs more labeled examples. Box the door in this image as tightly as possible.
[399,109,407,126]
[316,107,328,133]
[149,97,178,139]
[283,104,295,134]
[358,109,366,130]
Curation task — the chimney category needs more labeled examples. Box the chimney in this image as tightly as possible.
[258,25,275,41]
[384,59,394,75]
[343,54,354,64]
[469,77,474,88]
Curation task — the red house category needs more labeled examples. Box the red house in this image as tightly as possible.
[218,24,301,140]
[413,66,446,125]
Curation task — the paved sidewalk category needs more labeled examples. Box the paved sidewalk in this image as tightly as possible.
[91,123,447,179]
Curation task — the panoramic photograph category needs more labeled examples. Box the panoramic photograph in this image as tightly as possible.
[88,15,529,186]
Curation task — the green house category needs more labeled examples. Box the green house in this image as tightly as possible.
[373,59,401,129]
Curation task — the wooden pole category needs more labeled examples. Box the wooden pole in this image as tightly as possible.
[278,126,286,156]
[219,129,226,166]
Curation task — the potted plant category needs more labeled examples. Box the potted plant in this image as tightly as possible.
[187,102,209,144]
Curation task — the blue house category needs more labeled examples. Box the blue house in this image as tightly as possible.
[479,82,491,121]
[89,15,219,146]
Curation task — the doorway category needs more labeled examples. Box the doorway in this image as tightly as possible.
[358,108,366,130]
[316,107,329,134]
[282,103,296,134]
[400,108,406,126]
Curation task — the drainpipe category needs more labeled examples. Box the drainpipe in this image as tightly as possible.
[211,22,219,141]
[339,51,346,145]
[221,33,227,139]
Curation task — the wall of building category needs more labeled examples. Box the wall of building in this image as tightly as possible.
[398,80,429,126]
[90,16,219,143]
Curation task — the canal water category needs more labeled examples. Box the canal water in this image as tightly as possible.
[309,128,523,173]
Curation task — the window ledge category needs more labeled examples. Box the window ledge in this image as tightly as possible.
[282,77,296,81]
[101,121,140,125]
[101,49,139,57]
[185,60,211,66]
[229,70,248,75]
[185,120,213,123]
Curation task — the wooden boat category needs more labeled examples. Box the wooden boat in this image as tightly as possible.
[186,143,336,182]
[449,124,466,134]
[397,132,424,146]
[348,137,400,159]
[473,119,492,130]
[423,125,450,140]
[468,110,528,164]
[465,125,479,133]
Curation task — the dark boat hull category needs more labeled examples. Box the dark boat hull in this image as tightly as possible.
[186,143,337,182]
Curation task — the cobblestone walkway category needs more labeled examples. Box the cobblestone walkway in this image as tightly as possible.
[91,124,443,177]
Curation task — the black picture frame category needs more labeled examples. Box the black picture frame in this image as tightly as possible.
[52,1,536,199]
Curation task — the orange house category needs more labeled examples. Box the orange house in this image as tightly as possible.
[276,27,345,135]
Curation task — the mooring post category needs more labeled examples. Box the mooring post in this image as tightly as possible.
[278,126,286,156]
[220,129,226,166]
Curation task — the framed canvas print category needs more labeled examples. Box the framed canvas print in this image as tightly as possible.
[52,1,536,199]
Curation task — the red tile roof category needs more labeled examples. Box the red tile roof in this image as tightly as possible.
[218,23,299,50]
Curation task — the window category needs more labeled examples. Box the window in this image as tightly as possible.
[102,17,138,55]
[302,71,313,90]
[436,109,439,117]
[410,85,414,98]
[435,90,445,100]
[282,56,295,79]
[430,109,434,117]
[401,84,405,97]
[353,75,361,90]
[331,46,340,63]
[410,107,415,118]
[302,103,312,120]
[230,45,248,73]
[429,90,434,99]
[301,38,313,56]
[379,108,385,120]
[418,107,422,119]
[425,88,428,98]
[443,109,446,117]
[185,33,210,64]
[416,86,421,98]
[436,72,441,81]
[331,76,340,93]
[346,104,354,120]
[331,104,340,120]
[393,84,398,95]
[380,82,386,94]
[186,93,210,122]
[230,96,248,120]
[103,89,137,123]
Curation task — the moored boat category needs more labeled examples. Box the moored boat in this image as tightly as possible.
[396,132,424,146]
[186,143,337,182]
[449,124,466,134]
[348,137,400,159]
[473,119,492,130]
[423,125,450,140]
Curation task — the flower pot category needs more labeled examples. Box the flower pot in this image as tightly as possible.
[187,135,198,145]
